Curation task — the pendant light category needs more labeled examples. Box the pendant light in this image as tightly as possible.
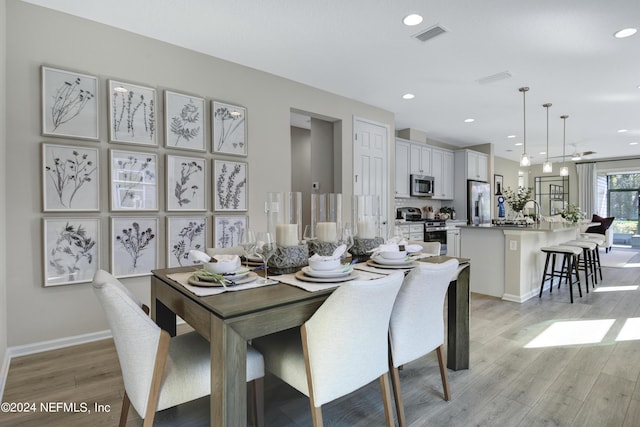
[560,115,569,176]
[542,103,553,173]
[519,87,530,166]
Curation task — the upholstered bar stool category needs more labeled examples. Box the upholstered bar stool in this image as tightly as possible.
[579,233,605,282]
[562,239,598,291]
[539,245,583,303]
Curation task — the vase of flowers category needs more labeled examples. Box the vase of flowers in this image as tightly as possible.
[558,203,586,224]
[503,186,532,219]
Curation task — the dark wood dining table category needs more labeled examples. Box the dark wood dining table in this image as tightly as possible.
[150,256,470,427]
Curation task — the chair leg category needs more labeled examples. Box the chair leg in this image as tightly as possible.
[119,392,130,427]
[436,345,451,401]
[310,404,324,427]
[302,324,324,427]
[379,373,395,427]
[248,378,264,427]
[389,365,406,427]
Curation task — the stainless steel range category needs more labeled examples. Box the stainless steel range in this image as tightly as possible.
[424,220,448,255]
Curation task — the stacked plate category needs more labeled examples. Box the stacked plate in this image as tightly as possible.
[189,268,257,287]
[368,254,418,269]
[295,264,359,283]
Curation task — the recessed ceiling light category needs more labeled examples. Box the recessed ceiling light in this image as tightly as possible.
[464,118,474,123]
[614,28,637,38]
[630,142,639,146]
[618,129,628,133]
[507,135,516,139]
[515,142,523,146]
[539,151,546,155]
[402,93,415,100]
[403,14,423,26]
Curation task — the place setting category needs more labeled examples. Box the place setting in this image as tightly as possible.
[166,250,276,296]
[355,240,424,274]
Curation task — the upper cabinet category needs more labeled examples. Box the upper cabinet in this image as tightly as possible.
[460,149,489,182]
[432,148,454,199]
[395,139,411,198]
[409,144,432,176]
[395,138,454,200]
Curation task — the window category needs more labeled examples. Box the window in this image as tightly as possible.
[607,173,640,236]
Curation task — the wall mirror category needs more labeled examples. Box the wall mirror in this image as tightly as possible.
[535,175,569,216]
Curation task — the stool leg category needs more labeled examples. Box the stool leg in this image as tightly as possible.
[573,254,582,298]
[594,246,603,281]
[566,254,574,303]
[558,254,568,289]
[582,248,590,293]
[540,252,551,298]
[589,249,597,286]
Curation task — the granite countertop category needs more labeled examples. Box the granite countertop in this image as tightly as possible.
[457,222,582,232]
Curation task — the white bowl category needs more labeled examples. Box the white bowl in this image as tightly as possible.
[308,257,341,271]
[204,255,241,274]
[379,250,407,260]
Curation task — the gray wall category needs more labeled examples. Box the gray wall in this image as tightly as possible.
[5,0,394,347]
[1,0,8,368]
[291,126,312,229]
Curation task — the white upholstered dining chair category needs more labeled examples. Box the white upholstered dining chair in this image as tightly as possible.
[92,270,265,427]
[388,259,459,427]
[407,240,441,256]
[253,271,405,427]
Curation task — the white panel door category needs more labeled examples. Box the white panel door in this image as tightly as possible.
[353,117,390,237]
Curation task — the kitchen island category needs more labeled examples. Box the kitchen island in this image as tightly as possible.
[458,222,583,302]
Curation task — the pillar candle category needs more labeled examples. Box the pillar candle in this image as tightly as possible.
[356,219,376,239]
[316,222,337,242]
[276,223,299,247]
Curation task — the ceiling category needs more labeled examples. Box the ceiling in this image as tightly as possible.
[23,0,640,164]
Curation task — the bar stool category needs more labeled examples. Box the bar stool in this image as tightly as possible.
[540,245,583,303]
[580,233,605,282]
[562,240,598,291]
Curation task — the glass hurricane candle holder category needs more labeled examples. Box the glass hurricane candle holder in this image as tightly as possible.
[266,191,302,247]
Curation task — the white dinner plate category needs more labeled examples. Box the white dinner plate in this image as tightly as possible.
[193,268,251,282]
[301,265,352,278]
[295,270,359,283]
[367,259,418,269]
[371,255,412,266]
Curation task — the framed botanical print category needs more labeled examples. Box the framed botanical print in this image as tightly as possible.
[212,101,247,156]
[42,143,99,211]
[167,216,207,268]
[110,149,158,211]
[165,90,206,151]
[108,80,157,146]
[166,155,206,211]
[41,66,99,141]
[214,159,247,211]
[111,216,158,278]
[43,217,100,286]
[214,215,248,248]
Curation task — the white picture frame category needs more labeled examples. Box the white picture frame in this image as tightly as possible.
[212,101,247,156]
[214,160,248,211]
[166,155,206,211]
[214,215,248,248]
[41,66,99,141]
[165,90,206,151]
[108,80,157,146]
[42,143,99,212]
[167,216,208,268]
[111,217,158,278]
[43,217,100,286]
[110,149,158,211]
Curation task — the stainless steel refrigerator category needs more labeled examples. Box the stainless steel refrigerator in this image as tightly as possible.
[467,180,491,225]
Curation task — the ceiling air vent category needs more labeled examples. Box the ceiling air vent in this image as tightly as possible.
[476,71,513,85]
[413,25,447,42]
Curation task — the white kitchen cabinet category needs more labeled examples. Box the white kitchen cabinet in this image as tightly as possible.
[431,148,454,200]
[395,139,411,198]
[466,150,488,181]
[447,228,460,257]
[409,144,432,176]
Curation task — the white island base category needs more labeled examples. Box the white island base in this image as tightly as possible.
[459,223,581,303]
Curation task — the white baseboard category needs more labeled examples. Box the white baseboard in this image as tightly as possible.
[0,330,112,401]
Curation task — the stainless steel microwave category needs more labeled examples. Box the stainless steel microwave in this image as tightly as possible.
[410,174,434,197]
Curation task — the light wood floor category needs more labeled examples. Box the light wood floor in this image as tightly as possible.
[3,249,640,427]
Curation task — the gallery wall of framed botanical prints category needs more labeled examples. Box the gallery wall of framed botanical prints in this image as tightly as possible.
[41,65,251,286]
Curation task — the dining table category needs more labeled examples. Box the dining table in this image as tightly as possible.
[150,256,470,427]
